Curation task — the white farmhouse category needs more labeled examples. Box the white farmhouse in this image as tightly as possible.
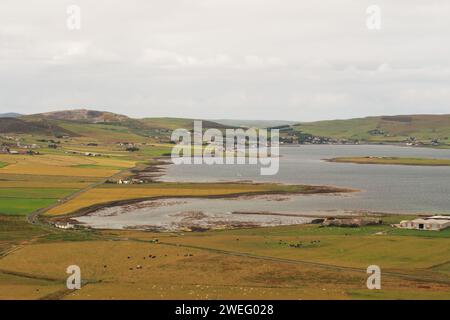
[54,222,74,229]
[396,216,450,231]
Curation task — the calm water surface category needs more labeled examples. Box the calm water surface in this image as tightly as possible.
[77,145,450,229]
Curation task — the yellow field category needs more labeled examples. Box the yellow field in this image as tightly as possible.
[0,154,135,178]
[0,153,134,168]
[0,273,65,300]
[0,181,92,188]
[46,184,289,215]
[0,164,118,177]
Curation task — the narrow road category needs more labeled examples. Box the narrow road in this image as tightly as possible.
[26,166,137,225]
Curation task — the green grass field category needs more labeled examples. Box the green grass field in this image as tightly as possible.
[0,188,78,199]
[0,198,57,215]
[0,186,76,215]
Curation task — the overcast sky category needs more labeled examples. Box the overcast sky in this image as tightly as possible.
[0,0,449,121]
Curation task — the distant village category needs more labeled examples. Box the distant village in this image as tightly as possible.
[276,126,444,147]
[1,123,446,157]
[0,135,151,157]
[0,135,41,155]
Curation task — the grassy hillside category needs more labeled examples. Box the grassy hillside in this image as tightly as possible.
[293,115,450,145]
[9,109,450,146]
[23,109,129,123]
[3,110,450,151]
[140,117,233,130]
[13,110,232,142]
[214,119,297,128]
[0,118,76,136]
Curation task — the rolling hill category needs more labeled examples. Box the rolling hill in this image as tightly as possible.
[0,109,235,143]
[0,117,76,136]
[213,119,297,128]
[23,109,130,124]
[1,109,449,146]
[140,117,233,130]
[0,113,22,118]
[292,114,450,145]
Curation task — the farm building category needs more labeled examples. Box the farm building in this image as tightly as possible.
[395,216,450,231]
[54,222,74,229]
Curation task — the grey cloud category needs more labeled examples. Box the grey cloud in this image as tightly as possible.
[0,0,449,120]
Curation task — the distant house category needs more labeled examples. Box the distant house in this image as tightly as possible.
[84,152,101,157]
[395,216,450,231]
[54,222,74,229]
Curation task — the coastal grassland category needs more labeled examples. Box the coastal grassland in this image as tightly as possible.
[0,220,449,300]
[45,183,347,216]
[0,215,102,299]
[328,156,450,166]
[158,224,450,271]
[0,215,48,243]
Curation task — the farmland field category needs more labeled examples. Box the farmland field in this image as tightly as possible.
[0,121,449,300]
[3,0,450,305]
[45,183,344,216]
[0,223,449,300]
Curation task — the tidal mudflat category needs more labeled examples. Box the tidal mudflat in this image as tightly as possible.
[76,145,450,230]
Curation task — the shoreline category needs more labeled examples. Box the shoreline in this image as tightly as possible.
[44,146,450,231]
[50,183,355,223]
[70,205,424,232]
[326,156,450,167]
